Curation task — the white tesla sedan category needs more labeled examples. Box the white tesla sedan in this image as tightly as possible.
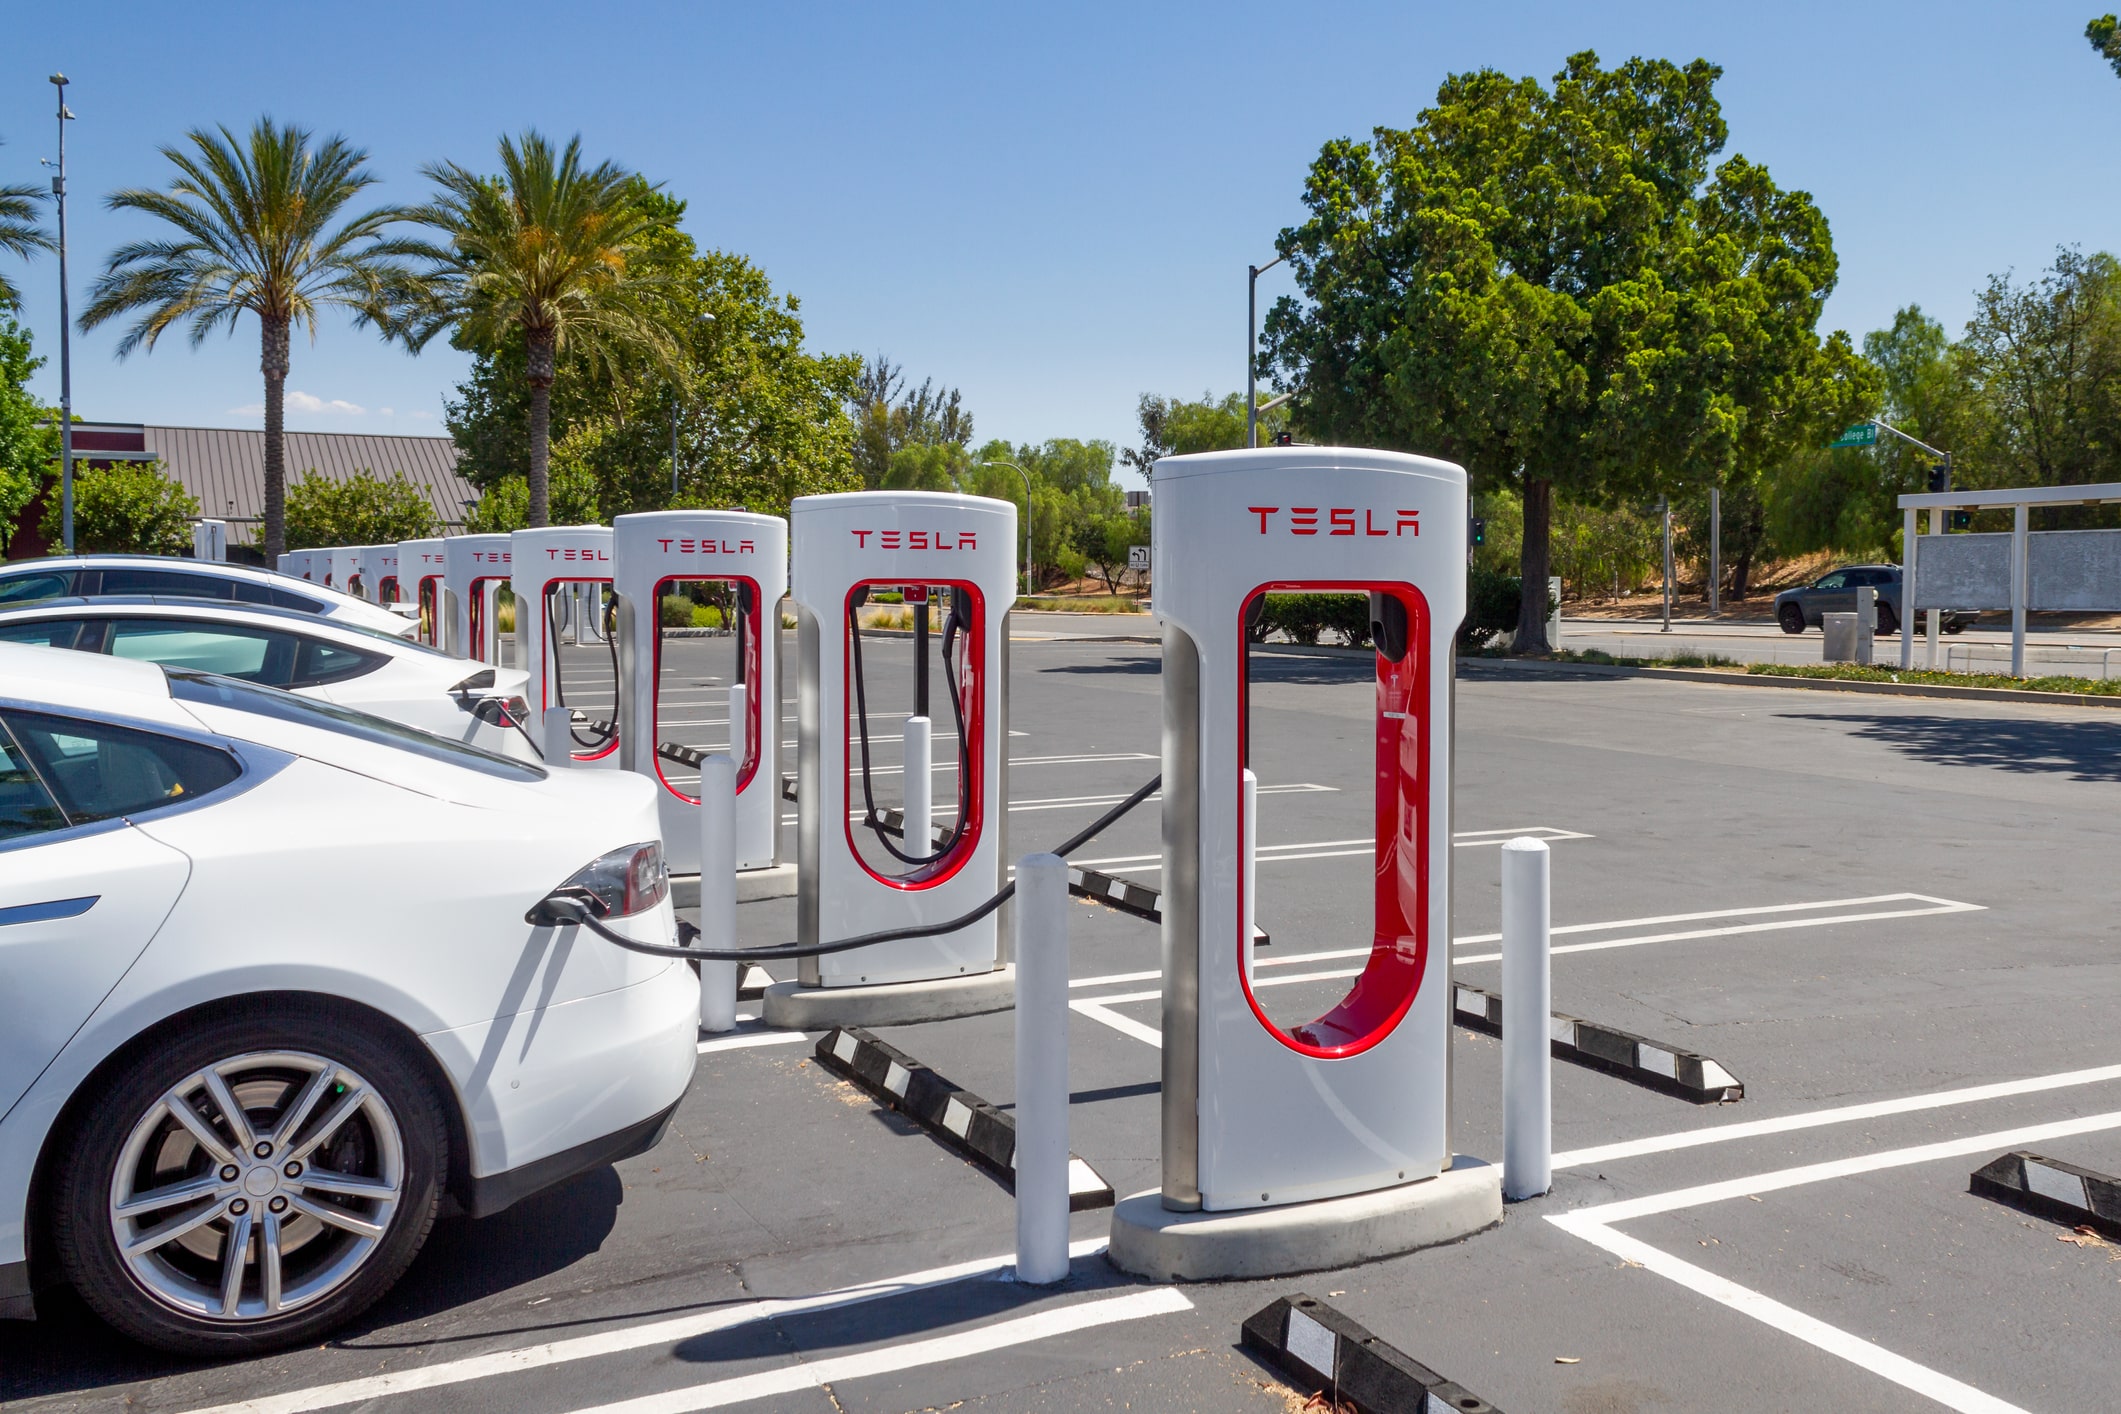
[0,644,697,1354]
[0,597,540,762]
[0,554,414,637]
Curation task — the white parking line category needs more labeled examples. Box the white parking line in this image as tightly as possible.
[174,1239,1116,1414]
[1452,894,1982,964]
[1070,825,1592,875]
[697,1030,806,1054]
[556,1286,1193,1414]
[1068,996,1164,1048]
[1549,1110,2121,1414]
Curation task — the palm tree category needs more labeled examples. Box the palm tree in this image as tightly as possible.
[393,131,676,526]
[78,119,412,558]
[0,138,55,308]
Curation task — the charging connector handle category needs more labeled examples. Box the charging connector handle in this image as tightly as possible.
[564,771,1163,963]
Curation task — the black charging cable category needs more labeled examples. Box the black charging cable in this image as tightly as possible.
[545,586,621,753]
[847,589,972,866]
[543,771,1162,962]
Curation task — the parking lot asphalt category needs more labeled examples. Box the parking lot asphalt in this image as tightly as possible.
[8,625,2121,1413]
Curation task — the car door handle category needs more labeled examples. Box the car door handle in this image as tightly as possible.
[0,896,99,927]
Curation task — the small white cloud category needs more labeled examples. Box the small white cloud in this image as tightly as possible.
[409,410,435,421]
[228,402,263,417]
[285,390,366,415]
[379,406,395,417]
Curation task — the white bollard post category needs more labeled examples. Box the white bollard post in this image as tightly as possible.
[543,707,573,768]
[1013,852,1070,1284]
[903,714,932,854]
[1501,836,1552,1202]
[725,682,748,769]
[698,754,739,1033]
[1241,767,1258,980]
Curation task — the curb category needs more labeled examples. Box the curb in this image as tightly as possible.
[1460,656,2121,709]
[1067,864,1273,946]
[1970,1150,2121,1239]
[1452,985,1743,1104]
[814,1027,1114,1211]
[1240,1293,1502,1414]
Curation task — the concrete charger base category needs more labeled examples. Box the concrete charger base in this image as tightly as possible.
[1106,1156,1501,1282]
[670,863,798,909]
[762,967,1015,1029]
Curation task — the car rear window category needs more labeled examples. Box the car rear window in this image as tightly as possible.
[0,620,86,650]
[0,572,72,605]
[232,579,328,612]
[1,709,242,830]
[164,668,545,782]
[98,567,238,599]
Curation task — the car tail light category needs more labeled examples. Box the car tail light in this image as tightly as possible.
[548,842,668,918]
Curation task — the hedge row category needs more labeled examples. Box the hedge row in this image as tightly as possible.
[1248,569,1530,651]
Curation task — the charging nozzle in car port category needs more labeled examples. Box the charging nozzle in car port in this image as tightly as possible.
[525,842,669,927]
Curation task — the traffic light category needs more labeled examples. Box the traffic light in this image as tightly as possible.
[1950,510,1972,530]
[1927,462,1950,494]
[1272,429,1294,446]
[1470,517,1486,546]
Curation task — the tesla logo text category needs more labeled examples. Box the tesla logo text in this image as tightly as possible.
[469,550,511,564]
[850,529,978,550]
[655,537,756,554]
[543,547,611,562]
[1247,506,1418,537]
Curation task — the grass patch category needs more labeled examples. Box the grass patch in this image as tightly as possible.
[1519,647,1743,669]
[1748,663,2121,694]
[1016,595,1148,614]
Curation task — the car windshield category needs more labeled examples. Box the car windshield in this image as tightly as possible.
[162,668,545,781]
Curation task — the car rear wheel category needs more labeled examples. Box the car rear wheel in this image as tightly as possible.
[1778,604,1806,634]
[1876,603,1899,635]
[51,1003,446,1355]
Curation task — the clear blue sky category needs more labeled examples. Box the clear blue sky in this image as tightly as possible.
[5,1,2119,464]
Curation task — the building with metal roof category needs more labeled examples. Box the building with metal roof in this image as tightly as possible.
[9,423,479,558]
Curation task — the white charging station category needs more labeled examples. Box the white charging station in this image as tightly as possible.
[397,538,448,646]
[772,490,1017,1027]
[277,550,318,583]
[512,525,620,768]
[443,534,513,664]
[1109,446,1500,1280]
[191,520,228,563]
[323,545,359,594]
[613,510,787,877]
[354,544,400,604]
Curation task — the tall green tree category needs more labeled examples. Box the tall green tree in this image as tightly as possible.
[0,316,48,550]
[1121,391,1287,478]
[78,119,411,559]
[442,188,857,522]
[43,461,198,554]
[283,468,439,548]
[395,132,678,527]
[850,356,973,488]
[1266,52,1840,649]
[2088,14,2121,74]
[0,138,53,309]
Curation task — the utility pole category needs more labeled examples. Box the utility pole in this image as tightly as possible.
[50,75,75,554]
[1660,495,1674,633]
[1246,255,1284,448]
[1709,486,1721,617]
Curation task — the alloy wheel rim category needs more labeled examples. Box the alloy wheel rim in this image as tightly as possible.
[106,1049,404,1322]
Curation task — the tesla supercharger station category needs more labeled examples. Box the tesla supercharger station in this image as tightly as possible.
[1109,446,1499,1278]
[355,544,400,604]
[613,510,786,876]
[277,550,318,582]
[443,534,513,664]
[512,525,620,768]
[323,545,360,594]
[398,538,448,646]
[775,490,1017,1026]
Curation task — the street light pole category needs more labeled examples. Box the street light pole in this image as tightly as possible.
[1247,254,1284,448]
[977,460,1034,595]
[50,74,75,554]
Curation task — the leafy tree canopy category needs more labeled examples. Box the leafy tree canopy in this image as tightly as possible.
[444,184,859,522]
[283,469,439,548]
[851,356,973,488]
[1264,51,1844,644]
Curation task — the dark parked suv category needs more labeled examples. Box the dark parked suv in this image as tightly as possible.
[1773,564,1976,636]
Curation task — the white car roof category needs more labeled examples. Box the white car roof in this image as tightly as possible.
[0,641,198,728]
[0,555,414,636]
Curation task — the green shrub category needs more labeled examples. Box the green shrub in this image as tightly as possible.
[284,469,437,548]
[44,461,197,555]
[1251,593,1372,647]
[691,605,725,629]
[1462,567,1523,650]
[1052,546,1087,584]
[661,595,693,628]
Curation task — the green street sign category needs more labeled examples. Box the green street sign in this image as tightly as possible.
[1828,422,1877,449]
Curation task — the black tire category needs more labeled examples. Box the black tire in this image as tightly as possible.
[1876,603,1899,636]
[1778,603,1806,635]
[1944,619,1968,635]
[50,999,447,1356]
